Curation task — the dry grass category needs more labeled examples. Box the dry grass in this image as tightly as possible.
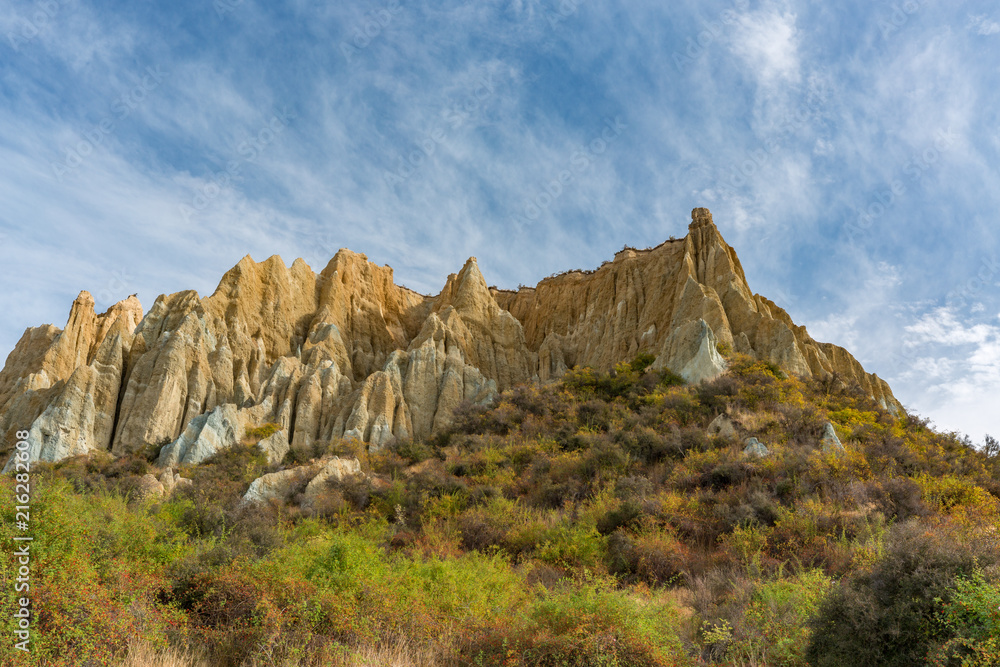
[731,409,782,435]
[339,636,442,667]
[117,640,210,667]
[117,637,444,667]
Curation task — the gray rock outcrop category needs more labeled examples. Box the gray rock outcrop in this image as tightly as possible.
[257,430,290,466]
[743,437,769,458]
[821,422,844,453]
[304,456,362,502]
[652,319,727,384]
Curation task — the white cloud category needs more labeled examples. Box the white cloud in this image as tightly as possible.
[2,1,1000,445]
[968,14,1000,36]
[729,5,801,88]
[905,308,995,346]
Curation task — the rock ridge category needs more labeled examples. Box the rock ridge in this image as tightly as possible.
[1,208,902,471]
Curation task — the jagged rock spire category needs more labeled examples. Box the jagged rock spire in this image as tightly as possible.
[0,210,902,470]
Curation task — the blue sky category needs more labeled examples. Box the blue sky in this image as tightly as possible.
[1,0,998,441]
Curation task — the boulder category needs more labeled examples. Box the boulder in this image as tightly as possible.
[257,430,290,465]
[743,437,769,458]
[304,457,362,502]
[159,467,176,493]
[136,473,165,499]
[242,465,319,504]
[821,422,844,453]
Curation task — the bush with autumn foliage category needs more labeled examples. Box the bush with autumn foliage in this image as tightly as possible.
[3,353,1000,666]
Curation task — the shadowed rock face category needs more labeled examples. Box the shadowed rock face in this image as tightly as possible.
[0,209,902,469]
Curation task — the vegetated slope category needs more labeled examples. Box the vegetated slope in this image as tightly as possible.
[0,208,898,473]
[3,354,998,666]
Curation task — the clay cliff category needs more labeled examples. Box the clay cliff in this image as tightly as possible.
[0,209,901,470]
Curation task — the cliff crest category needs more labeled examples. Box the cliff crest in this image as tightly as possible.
[0,209,900,470]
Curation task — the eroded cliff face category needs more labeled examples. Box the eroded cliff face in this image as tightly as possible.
[494,209,897,407]
[0,209,901,470]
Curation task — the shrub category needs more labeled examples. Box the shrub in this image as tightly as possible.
[457,576,689,666]
[388,439,434,465]
[698,375,739,412]
[806,521,998,667]
[726,569,834,667]
[606,530,688,587]
[244,422,280,441]
[459,512,507,553]
[865,476,928,521]
[927,570,1000,666]
[629,352,658,374]
[596,501,642,535]
[656,367,687,388]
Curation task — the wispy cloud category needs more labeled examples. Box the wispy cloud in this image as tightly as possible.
[1,0,999,440]
[968,14,1000,36]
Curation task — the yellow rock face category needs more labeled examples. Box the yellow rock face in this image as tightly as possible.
[0,208,900,468]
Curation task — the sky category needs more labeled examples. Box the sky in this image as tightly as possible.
[0,0,998,442]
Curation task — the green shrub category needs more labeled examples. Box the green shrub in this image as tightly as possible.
[806,521,998,667]
[927,570,1000,666]
[596,501,642,535]
[244,422,280,441]
[726,569,833,667]
[457,576,689,666]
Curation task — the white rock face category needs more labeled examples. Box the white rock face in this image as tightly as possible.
[257,430,290,465]
[304,457,362,502]
[158,403,265,467]
[653,319,727,385]
[821,422,844,453]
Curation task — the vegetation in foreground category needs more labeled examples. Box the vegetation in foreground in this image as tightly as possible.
[3,353,1000,666]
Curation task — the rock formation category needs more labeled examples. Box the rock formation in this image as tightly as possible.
[743,437,770,458]
[0,208,903,471]
[821,422,845,453]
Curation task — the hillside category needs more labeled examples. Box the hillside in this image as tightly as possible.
[2,352,999,665]
[3,208,998,666]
